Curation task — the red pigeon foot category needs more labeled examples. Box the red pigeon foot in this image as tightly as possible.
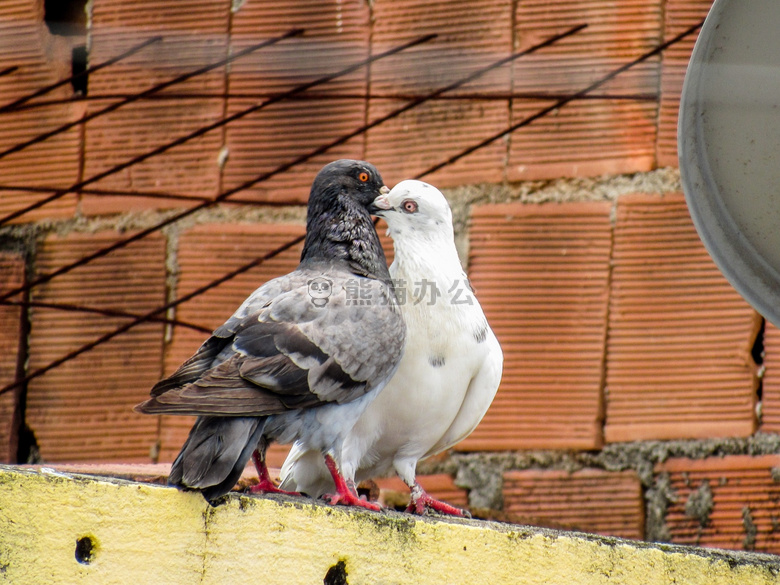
[248,477,301,496]
[322,454,381,511]
[406,483,470,517]
[249,449,300,496]
[322,488,382,511]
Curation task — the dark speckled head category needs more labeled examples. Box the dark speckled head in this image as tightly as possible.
[309,159,386,210]
[301,160,391,282]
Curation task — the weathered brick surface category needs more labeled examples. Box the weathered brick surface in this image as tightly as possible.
[503,468,645,539]
[0,252,25,462]
[659,456,780,554]
[25,231,167,462]
[605,194,759,442]
[459,202,612,451]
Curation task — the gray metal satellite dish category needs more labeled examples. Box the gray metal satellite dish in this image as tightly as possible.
[679,0,780,327]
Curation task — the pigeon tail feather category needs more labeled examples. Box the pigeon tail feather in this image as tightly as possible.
[168,415,266,502]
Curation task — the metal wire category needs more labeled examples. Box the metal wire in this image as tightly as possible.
[0,25,586,397]
[0,21,704,398]
[0,183,285,207]
[4,91,658,112]
[0,299,211,334]
[0,30,303,162]
[0,37,162,115]
[0,66,19,79]
[0,33,434,227]
[0,33,437,300]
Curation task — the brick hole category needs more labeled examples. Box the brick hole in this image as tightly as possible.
[17,424,40,465]
[43,0,89,95]
[753,318,766,403]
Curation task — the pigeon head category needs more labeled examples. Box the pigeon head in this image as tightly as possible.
[310,159,388,209]
[370,179,454,240]
[301,160,391,281]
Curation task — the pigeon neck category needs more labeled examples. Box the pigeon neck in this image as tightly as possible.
[392,233,464,285]
[301,193,391,283]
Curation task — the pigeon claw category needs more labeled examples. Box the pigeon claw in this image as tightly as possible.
[407,484,470,517]
[322,490,382,511]
[321,453,382,511]
[248,477,301,497]
[250,449,300,496]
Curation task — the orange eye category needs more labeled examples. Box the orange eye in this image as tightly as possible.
[358,172,369,182]
[402,199,418,213]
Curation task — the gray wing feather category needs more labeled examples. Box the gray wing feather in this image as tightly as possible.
[136,267,404,416]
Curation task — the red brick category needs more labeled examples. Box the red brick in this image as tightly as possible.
[25,231,167,462]
[508,0,661,180]
[605,194,759,442]
[0,251,25,462]
[656,0,713,167]
[458,202,612,451]
[0,2,80,223]
[658,455,780,553]
[503,468,644,539]
[222,0,369,204]
[81,0,230,215]
[365,0,512,188]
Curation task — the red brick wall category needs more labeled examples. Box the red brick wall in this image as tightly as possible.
[659,456,780,554]
[6,0,779,557]
[25,231,167,462]
[503,469,644,539]
[605,194,759,442]
[1,0,712,221]
[460,202,612,451]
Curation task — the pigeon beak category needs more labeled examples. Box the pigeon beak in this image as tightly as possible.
[369,191,393,215]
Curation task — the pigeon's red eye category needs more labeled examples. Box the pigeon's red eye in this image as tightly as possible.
[402,200,418,213]
[358,172,369,182]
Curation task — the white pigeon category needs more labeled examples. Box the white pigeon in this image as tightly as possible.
[280,179,503,515]
[135,160,405,510]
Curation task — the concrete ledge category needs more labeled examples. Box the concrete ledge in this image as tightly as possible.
[1,465,779,584]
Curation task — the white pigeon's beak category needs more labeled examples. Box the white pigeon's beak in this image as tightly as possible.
[370,192,393,214]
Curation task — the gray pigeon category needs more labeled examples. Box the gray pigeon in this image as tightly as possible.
[135,160,406,508]
[280,179,503,516]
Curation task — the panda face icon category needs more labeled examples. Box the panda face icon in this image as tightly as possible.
[307,277,333,306]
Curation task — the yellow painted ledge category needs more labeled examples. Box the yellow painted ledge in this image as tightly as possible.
[1,465,779,585]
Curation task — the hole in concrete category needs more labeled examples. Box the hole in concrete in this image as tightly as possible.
[323,560,348,585]
[75,536,95,565]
